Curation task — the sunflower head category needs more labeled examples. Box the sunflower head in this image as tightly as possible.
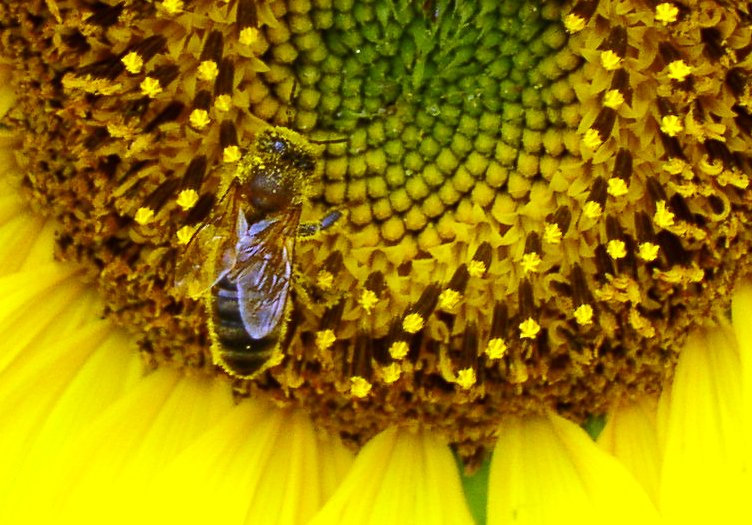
[3,0,752,463]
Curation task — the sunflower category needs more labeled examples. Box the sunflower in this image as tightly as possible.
[1,0,751,523]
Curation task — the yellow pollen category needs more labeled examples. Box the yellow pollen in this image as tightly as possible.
[467,260,486,277]
[485,338,507,359]
[160,0,184,15]
[660,115,683,136]
[574,304,594,326]
[583,128,603,150]
[666,60,692,81]
[223,145,241,163]
[239,27,260,46]
[607,240,627,259]
[655,3,679,24]
[607,178,628,197]
[455,368,476,390]
[349,376,372,398]
[600,50,622,71]
[176,189,199,211]
[358,289,379,314]
[663,158,687,175]
[121,52,143,74]
[521,252,542,274]
[438,289,461,312]
[638,242,660,262]
[197,60,219,82]
[654,201,675,229]
[135,207,155,225]
[699,157,724,176]
[563,14,586,33]
[176,225,196,245]
[389,341,409,360]
[543,222,562,244]
[583,201,602,219]
[603,89,624,109]
[316,270,334,290]
[315,329,336,351]
[139,77,162,98]
[402,313,425,334]
[215,94,232,112]
[189,109,210,130]
[381,363,401,384]
[519,318,540,339]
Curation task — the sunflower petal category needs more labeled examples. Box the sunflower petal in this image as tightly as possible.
[597,397,661,505]
[731,281,752,462]
[658,326,752,523]
[308,427,474,525]
[488,412,661,525]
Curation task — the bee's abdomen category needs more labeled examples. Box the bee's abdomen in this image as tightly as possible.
[210,277,278,377]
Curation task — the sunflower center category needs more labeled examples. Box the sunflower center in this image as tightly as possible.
[3,0,752,464]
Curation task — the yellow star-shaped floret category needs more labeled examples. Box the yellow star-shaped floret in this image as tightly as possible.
[485,338,508,359]
[519,318,540,339]
[574,304,594,326]
[315,329,336,351]
[638,242,660,262]
[350,377,372,398]
[176,189,199,211]
[121,52,143,74]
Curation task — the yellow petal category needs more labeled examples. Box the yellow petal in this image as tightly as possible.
[597,397,661,505]
[731,280,752,457]
[658,326,752,523]
[134,402,353,525]
[488,412,661,524]
[309,427,474,525]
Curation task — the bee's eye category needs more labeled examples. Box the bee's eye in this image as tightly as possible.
[271,139,286,153]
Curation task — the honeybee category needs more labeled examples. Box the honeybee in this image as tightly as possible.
[175,126,341,378]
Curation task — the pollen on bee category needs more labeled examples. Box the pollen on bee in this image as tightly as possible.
[121,52,143,74]
[455,368,476,390]
[176,225,196,245]
[135,207,155,225]
[574,304,594,326]
[176,189,199,211]
[349,376,372,398]
[139,77,162,98]
[315,329,336,351]
[389,341,409,360]
[402,313,425,334]
[519,318,540,339]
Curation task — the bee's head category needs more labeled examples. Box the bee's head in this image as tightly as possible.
[242,128,319,213]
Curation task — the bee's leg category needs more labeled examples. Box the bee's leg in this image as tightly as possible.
[297,210,342,238]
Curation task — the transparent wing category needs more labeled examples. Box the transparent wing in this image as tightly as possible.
[173,182,240,299]
[232,208,300,340]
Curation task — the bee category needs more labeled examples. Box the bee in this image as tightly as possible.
[175,126,341,378]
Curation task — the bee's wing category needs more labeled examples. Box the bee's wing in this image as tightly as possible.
[173,182,240,299]
[232,208,300,340]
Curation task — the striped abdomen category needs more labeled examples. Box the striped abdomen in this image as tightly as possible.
[209,276,281,377]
